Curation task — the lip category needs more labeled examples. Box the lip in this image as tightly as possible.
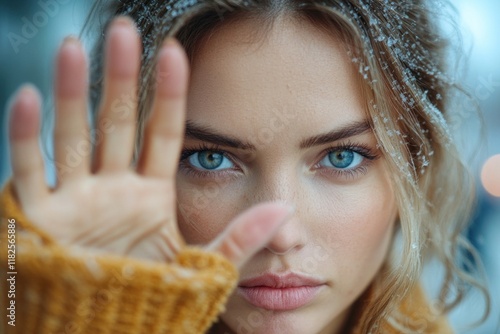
[237,272,326,311]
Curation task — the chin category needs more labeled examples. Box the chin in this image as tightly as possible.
[220,304,335,334]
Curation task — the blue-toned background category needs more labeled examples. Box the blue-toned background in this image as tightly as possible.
[1,1,499,332]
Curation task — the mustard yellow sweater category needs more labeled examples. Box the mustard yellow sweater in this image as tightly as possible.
[0,182,453,334]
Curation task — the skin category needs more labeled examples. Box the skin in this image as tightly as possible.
[8,17,292,272]
[7,13,397,334]
[177,15,397,334]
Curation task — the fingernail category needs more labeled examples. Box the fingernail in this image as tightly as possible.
[106,16,138,41]
[63,35,79,45]
[162,38,178,50]
[111,16,139,35]
[9,84,41,140]
[60,36,81,57]
[113,16,135,27]
[10,84,39,108]
[158,39,179,62]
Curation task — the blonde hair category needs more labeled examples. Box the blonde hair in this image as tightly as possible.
[84,0,489,332]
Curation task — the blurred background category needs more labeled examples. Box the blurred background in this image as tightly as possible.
[1,1,498,333]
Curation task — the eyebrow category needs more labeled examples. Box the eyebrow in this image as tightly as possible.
[299,120,371,149]
[185,121,257,150]
[184,119,372,150]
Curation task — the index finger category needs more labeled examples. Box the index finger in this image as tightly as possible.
[137,38,189,178]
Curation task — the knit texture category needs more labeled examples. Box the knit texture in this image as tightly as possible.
[0,182,238,334]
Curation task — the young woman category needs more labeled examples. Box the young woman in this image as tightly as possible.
[1,0,488,333]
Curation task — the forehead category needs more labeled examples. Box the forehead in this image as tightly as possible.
[186,15,367,141]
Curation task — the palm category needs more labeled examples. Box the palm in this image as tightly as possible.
[28,174,179,261]
[8,17,291,268]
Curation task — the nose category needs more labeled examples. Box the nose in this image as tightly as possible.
[265,215,305,255]
[250,170,306,256]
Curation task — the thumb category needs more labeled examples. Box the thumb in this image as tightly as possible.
[205,202,294,268]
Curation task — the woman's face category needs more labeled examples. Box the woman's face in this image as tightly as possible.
[176,16,397,334]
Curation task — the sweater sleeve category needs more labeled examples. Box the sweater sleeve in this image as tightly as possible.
[0,181,238,334]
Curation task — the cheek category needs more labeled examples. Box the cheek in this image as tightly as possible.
[313,176,396,287]
[176,178,246,244]
[345,196,394,269]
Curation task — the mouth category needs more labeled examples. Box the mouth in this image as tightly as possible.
[237,272,326,311]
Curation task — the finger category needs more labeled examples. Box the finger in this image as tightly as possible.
[137,39,189,178]
[54,37,90,183]
[9,85,49,205]
[150,233,177,261]
[158,224,185,258]
[94,16,141,172]
[206,202,294,268]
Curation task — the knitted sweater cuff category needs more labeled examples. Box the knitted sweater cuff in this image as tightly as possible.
[0,181,238,334]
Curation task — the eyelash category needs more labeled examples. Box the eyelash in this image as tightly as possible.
[179,142,380,180]
[315,141,380,180]
[179,144,238,180]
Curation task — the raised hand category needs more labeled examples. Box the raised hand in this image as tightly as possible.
[7,16,292,267]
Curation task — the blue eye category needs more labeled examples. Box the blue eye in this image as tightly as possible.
[187,151,234,171]
[319,149,363,169]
